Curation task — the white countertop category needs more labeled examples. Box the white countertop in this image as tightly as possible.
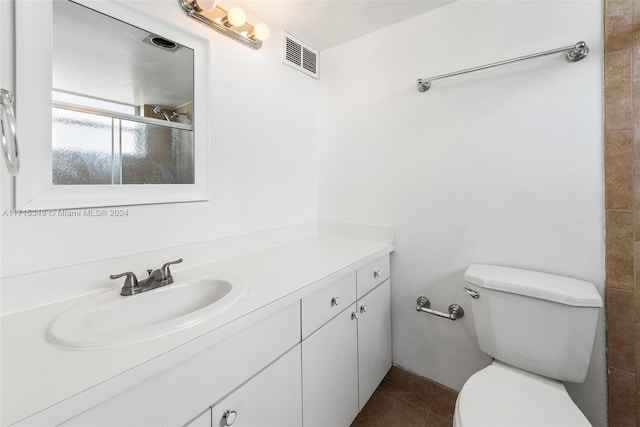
[1,235,393,426]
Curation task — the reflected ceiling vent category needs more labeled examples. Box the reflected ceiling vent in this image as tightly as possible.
[142,34,179,52]
[282,32,319,79]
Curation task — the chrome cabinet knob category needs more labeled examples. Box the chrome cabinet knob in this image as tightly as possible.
[351,311,359,320]
[223,410,237,426]
[331,296,340,306]
[360,305,368,314]
[373,270,381,279]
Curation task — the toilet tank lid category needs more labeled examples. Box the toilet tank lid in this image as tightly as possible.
[464,265,603,307]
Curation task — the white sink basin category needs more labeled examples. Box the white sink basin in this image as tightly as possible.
[48,274,249,349]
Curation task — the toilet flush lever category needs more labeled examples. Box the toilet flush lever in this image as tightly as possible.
[463,287,480,299]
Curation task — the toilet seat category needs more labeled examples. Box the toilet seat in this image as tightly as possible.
[454,361,591,427]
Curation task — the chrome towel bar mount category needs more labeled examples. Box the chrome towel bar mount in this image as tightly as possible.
[416,296,464,321]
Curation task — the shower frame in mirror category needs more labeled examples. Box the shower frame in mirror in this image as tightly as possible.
[14,0,211,209]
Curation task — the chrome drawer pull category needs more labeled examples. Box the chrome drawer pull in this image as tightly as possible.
[331,296,340,306]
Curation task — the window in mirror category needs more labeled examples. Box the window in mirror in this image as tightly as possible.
[52,0,195,186]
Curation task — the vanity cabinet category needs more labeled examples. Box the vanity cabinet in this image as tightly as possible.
[302,256,392,426]
[58,255,391,427]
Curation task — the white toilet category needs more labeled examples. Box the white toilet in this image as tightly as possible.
[454,264,603,427]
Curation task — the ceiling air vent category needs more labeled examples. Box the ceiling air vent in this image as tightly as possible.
[282,32,319,79]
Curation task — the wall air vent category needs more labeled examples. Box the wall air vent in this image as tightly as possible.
[282,32,319,79]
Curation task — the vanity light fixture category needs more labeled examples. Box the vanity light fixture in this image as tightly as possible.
[178,0,270,50]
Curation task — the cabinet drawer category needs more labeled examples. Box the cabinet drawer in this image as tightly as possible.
[357,255,390,298]
[302,272,356,339]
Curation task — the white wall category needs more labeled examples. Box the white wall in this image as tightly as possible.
[0,1,319,277]
[317,1,606,425]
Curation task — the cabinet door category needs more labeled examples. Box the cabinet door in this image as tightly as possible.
[211,345,302,427]
[357,280,392,410]
[302,304,359,427]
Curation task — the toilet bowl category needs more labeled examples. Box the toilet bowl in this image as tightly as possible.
[454,265,602,427]
[453,361,590,427]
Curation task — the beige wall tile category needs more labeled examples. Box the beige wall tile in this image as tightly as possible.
[608,15,632,53]
[607,210,635,289]
[636,132,640,211]
[608,1,636,423]
[608,288,637,370]
[637,392,640,427]
[634,130,640,210]
[635,245,640,319]
[609,367,636,426]
[635,323,640,388]
[611,0,633,16]
[607,131,634,209]
[634,7,640,81]
[606,51,633,130]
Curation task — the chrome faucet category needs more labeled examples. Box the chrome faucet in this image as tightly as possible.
[110,258,183,296]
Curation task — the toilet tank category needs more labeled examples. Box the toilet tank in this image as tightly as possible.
[463,265,602,383]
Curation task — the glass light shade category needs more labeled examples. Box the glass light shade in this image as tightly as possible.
[227,7,247,27]
[194,0,216,12]
[251,23,270,41]
[226,7,246,27]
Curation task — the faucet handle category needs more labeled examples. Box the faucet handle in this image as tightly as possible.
[110,272,140,296]
[161,258,183,283]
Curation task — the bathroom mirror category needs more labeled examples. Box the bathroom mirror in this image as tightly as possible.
[52,0,194,186]
[15,0,211,208]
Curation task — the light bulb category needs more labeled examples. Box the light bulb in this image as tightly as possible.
[194,0,216,12]
[250,23,270,41]
[225,7,246,27]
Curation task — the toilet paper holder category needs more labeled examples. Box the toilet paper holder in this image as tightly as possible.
[416,296,464,321]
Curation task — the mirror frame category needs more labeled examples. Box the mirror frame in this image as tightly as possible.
[15,0,211,209]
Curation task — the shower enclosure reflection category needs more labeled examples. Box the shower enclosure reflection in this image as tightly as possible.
[52,0,194,186]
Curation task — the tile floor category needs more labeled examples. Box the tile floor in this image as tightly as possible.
[352,365,458,427]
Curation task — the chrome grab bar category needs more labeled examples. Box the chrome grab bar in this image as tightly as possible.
[0,89,19,176]
[416,296,464,321]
